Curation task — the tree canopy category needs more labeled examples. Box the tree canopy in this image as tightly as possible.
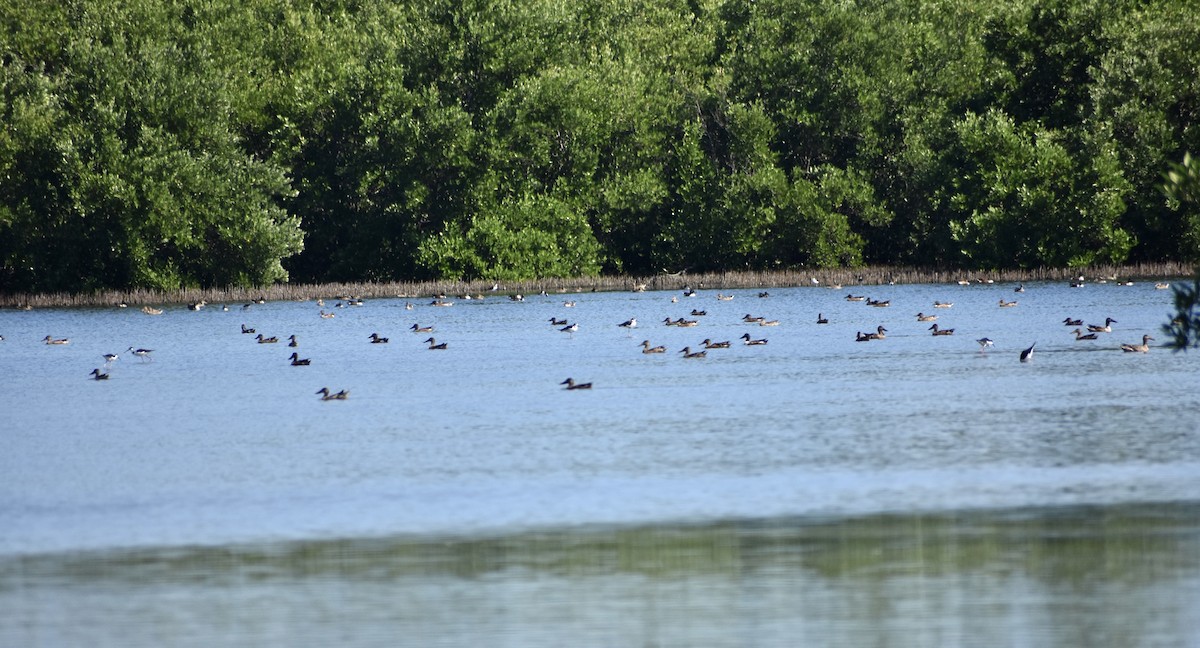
[2,0,1198,292]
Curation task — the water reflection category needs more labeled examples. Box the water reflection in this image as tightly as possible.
[4,502,1197,647]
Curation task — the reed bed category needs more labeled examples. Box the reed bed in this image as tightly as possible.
[2,261,1193,309]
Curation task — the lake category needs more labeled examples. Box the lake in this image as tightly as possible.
[2,278,1199,646]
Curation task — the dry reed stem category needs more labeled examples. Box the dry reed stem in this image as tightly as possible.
[1,262,1192,309]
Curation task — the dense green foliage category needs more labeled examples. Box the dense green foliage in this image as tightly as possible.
[2,0,1198,291]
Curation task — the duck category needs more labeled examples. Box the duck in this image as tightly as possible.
[866,298,891,308]
[316,387,349,401]
[758,291,770,298]
[868,325,887,340]
[1063,317,1083,326]
[929,323,954,336]
[816,313,829,324]
[701,338,731,349]
[289,352,311,366]
[916,312,937,322]
[241,324,256,334]
[716,293,734,301]
[1155,282,1170,290]
[618,318,638,328]
[689,309,707,317]
[740,333,768,345]
[560,378,593,390]
[1071,328,1098,341]
[933,301,953,308]
[141,306,163,315]
[640,340,667,354]
[187,300,206,311]
[319,310,335,319]
[998,299,1018,307]
[742,314,765,323]
[679,346,707,358]
[1015,284,1026,293]
[1020,342,1036,362]
[639,340,667,354]
[368,332,389,344]
[424,337,448,350]
[563,301,576,308]
[43,335,70,345]
[255,334,278,344]
[288,335,298,347]
[549,317,568,326]
[127,346,153,361]
[845,294,866,302]
[672,318,699,327]
[430,299,454,307]
[1120,335,1154,353]
[759,319,780,326]
[1086,317,1117,333]
[89,368,110,381]
[411,323,435,333]
[856,331,872,342]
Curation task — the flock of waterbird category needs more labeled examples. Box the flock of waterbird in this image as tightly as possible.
[11,276,1170,394]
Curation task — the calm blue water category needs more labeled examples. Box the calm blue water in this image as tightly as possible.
[2,279,1199,646]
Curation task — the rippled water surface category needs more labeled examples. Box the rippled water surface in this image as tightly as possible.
[2,279,1199,646]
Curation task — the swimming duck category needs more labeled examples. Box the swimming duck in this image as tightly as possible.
[701,338,731,349]
[368,333,389,344]
[1015,284,1026,293]
[868,325,887,340]
[187,300,206,311]
[430,299,454,307]
[241,324,256,334]
[866,299,891,308]
[929,323,955,336]
[740,333,768,346]
[561,378,593,390]
[412,323,435,333]
[563,301,576,307]
[1020,342,1036,362]
[1071,328,1098,341]
[1063,317,1083,326]
[759,319,780,326]
[43,335,70,345]
[845,294,866,302]
[289,352,311,366]
[316,387,349,400]
[742,314,765,323]
[424,337,448,350]
[89,368,110,380]
[127,346,153,361]
[716,294,734,301]
[288,335,298,347]
[255,334,278,344]
[1120,335,1154,353]
[319,310,335,319]
[1086,318,1117,333]
[933,301,953,308]
[816,313,829,324]
[679,346,707,358]
[141,306,163,315]
[998,299,1018,307]
[549,317,568,326]
[758,291,771,298]
[640,340,667,354]
[856,331,872,342]
[689,310,707,317]
[1155,283,1170,290]
[916,312,937,322]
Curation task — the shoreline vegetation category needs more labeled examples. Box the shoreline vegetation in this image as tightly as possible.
[2,262,1192,309]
